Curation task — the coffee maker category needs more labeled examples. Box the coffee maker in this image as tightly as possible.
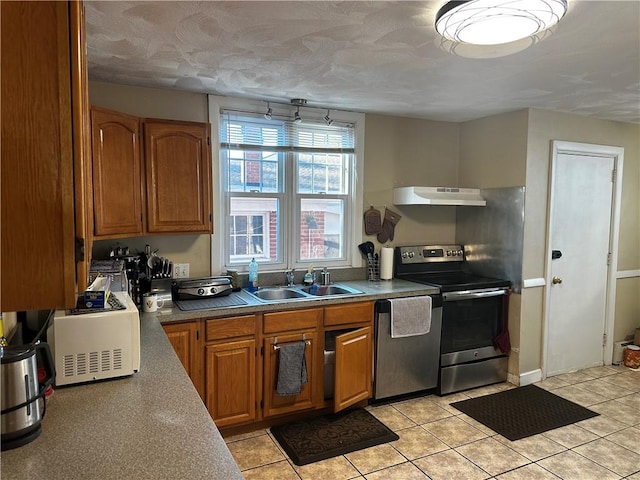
[1,340,55,450]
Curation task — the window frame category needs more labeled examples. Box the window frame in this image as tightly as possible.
[209,95,365,274]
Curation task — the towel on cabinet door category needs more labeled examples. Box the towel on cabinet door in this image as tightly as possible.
[390,296,432,338]
[276,341,308,396]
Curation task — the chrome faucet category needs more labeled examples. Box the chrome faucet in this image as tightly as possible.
[285,269,296,287]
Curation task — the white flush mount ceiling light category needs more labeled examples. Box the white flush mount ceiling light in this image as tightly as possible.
[435,0,568,45]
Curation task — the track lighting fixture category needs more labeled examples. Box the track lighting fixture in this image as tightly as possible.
[293,107,302,124]
[323,109,333,126]
[264,102,272,120]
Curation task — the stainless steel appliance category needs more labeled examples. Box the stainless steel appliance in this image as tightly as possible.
[394,245,511,395]
[372,294,443,401]
[48,292,140,386]
[173,276,233,300]
[1,341,55,450]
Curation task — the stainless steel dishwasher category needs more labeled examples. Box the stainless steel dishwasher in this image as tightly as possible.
[373,294,443,401]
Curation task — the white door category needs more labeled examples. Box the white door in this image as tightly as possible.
[546,149,615,376]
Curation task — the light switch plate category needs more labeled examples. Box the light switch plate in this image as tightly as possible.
[173,263,190,278]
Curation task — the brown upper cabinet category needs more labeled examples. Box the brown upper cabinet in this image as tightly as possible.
[144,120,212,234]
[1,1,90,311]
[90,108,213,238]
[91,107,144,237]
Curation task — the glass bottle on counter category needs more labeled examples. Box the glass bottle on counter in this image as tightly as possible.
[248,258,259,291]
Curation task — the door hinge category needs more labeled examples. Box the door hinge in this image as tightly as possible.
[196,330,200,341]
[260,346,263,356]
[207,136,211,146]
[603,333,607,347]
[75,237,85,263]
[612,168,617,182]
[607,253,612,266]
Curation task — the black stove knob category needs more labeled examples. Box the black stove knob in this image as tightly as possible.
[210,287,216,294]
[197,288,205,295]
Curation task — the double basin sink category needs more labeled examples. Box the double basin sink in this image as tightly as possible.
[244,283,363,303]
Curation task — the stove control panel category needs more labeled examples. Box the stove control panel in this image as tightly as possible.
[396,245,464,264]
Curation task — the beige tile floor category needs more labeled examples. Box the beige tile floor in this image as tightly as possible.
[225,365,640,479]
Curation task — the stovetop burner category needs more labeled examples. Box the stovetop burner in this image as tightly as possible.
[401,272,510,292]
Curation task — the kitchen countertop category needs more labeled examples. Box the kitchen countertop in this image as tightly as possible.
[0,278,435,479]
[0,314,244,480]
[154,279,438,323]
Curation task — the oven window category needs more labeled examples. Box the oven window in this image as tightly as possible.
[440,295,504,354]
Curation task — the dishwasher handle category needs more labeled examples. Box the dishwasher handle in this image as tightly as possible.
[442,288,509,301]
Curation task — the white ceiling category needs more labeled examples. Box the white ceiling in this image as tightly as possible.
[85,1,640,123]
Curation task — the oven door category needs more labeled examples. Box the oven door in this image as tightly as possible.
[440,288,508,366]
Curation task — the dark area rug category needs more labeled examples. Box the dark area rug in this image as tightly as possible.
[270,408,399,466]
[451,384,599,441]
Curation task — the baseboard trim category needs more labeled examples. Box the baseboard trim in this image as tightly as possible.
[519,369,543,386]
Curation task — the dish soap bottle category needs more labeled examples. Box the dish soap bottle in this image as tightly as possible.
[303,264,315,286]
[248,258,259,292]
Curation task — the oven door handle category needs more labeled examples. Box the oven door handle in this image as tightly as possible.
[443,288,509,301]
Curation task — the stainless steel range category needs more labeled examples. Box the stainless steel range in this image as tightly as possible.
[394,245,511,395]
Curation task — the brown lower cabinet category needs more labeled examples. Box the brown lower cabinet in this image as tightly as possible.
[162,321,204,401]
[203,315,258,427]
[162,300,374,429]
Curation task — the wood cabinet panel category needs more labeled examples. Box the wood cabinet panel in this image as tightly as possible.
[1,1,80,310]
[324,301,374,327]
[91,107,143,236]
[263,332,320,418]
[206,315,256,342]
[206,339,256,427]
[264,308,322,334]
[333,326,372,412]
[163,322,205,401]
[144,120,212,234]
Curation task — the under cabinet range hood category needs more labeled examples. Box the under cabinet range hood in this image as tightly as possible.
[393,186,486,206]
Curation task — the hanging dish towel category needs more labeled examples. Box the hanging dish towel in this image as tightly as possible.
[276,341,308,396]
[390,296,432,338]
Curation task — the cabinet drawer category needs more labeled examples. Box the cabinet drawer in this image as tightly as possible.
[206,315,256,342]
[324,301,374,327]
[264,308,322,334]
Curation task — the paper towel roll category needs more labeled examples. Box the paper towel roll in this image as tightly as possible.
[380,247,394,280]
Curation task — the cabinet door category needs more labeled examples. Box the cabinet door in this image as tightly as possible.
[263,332,319,418]
[1,1,78,311]
[144,120,212,234]
[163,322,205,401]
[205,339,256,427]
[334,326,372,412]
[91,106,143,237]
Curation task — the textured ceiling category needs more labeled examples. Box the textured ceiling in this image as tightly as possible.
[85,1,640,123]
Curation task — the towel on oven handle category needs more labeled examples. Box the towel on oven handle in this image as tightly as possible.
[390,296,432,338]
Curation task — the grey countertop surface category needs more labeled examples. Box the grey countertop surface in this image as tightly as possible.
[0,314,244,480]
[0,279,435,479]
[154,279,438,323]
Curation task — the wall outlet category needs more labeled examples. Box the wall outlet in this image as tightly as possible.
[173,263,190,279]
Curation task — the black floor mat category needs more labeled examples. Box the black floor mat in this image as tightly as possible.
[270,408,399,466]
[451,384,599,441]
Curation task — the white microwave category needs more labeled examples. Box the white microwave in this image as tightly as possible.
[48,292,140,386]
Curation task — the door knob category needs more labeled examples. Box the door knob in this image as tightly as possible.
[552,276,563,285]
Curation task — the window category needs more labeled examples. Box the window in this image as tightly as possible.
[218,106,360,271]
